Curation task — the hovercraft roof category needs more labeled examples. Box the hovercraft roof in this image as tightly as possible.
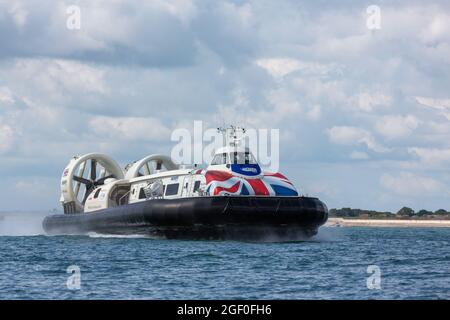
[214,145,250,155]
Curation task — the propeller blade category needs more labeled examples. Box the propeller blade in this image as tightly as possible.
[74,161,87,197]
[82,186,94,204]
[99,168,106,179]
[73,175,92,186]
[143,163,150,175]
[90,159,97,181]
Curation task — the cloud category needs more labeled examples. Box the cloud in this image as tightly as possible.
[415,96,450,110]
[375,115,420,139]
[328,126,365,144]
[0,0,199,67]
[350,151,369,160]
[0,0,450,211]
[415,96,450,120]
[0,86,15,104]
[12,59,109,95]
[327,126,389,153]
[408,147,450,167]
[6,0,28,28]
[256,58,302,78]
[156,0,198,25]
[0,124,14,153]
[419,13,450,44]
[307,104,321,121]
[89,116,171,141]
[353,92,392,112]
[380,172,449,197]
[256,58,343,79]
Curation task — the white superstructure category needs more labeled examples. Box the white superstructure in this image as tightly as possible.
[60,126,297,214]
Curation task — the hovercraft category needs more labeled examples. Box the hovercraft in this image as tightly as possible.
[43,126,328,240]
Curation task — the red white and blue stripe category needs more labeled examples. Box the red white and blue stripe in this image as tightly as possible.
[197,170,298,196]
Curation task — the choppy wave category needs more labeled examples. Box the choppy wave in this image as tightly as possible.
[0,227,449,299]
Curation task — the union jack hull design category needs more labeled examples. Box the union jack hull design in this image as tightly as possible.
[197,170,299,196]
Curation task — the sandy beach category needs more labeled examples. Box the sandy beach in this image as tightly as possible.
[325,217,450,228]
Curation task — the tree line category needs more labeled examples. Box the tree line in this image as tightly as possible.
[329,207,450,219]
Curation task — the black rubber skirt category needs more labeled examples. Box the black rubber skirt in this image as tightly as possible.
[43,196,328,240]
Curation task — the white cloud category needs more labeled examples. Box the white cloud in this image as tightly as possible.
[292,77,348,109]
[256,58,303,78]
[306,181,339,199]
[89,116,171,141]
[256,58,342,79]
[415,96,450,110]
[354,92,392,112]
[0,0,199,67]
[380,172,448,197]
[0,87,15,105]
[156,0,198,25]
[408,147,450,167]
[415,96,450,122]
[267,88,301,116]
[0,1,449,212]
[223,2,253,27]
[419,13,450,44]
[13,177,56,200]
[13,59,109,95]
[327,126,388,152]
[350,151,369,160]
[14,179,40,193]
[307,104,321,121]
[0,124,14,153]
[7,0,28,28]
[375,115,419,139]
[328,126,365,144]
[222,87,304,129]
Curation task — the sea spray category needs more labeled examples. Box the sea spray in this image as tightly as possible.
[311,226,344,242]
[86,232,152,239]
[0,211,49,236]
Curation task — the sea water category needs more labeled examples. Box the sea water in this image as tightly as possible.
[0,212,448,299]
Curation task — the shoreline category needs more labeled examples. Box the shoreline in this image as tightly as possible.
[325,217,450,228]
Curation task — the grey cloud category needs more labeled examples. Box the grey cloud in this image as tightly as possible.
[1,0,450,211]
[0,1,198,67]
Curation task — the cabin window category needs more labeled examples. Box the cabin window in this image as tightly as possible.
[138,188,146,199]
[211,154,219,165]
[165,183,179,196]
[211,153,228,165]
[93,188,101,199]
[193,181,201,193]
[231,152,257,165]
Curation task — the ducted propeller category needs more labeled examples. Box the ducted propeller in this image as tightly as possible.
[60,153,124,213]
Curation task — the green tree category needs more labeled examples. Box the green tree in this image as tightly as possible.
[417,209,433,216]
[397,207,415,216]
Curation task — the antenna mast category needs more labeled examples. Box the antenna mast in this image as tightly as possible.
[217,125,246,147]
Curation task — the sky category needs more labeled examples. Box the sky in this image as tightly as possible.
[0,0,449,212]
